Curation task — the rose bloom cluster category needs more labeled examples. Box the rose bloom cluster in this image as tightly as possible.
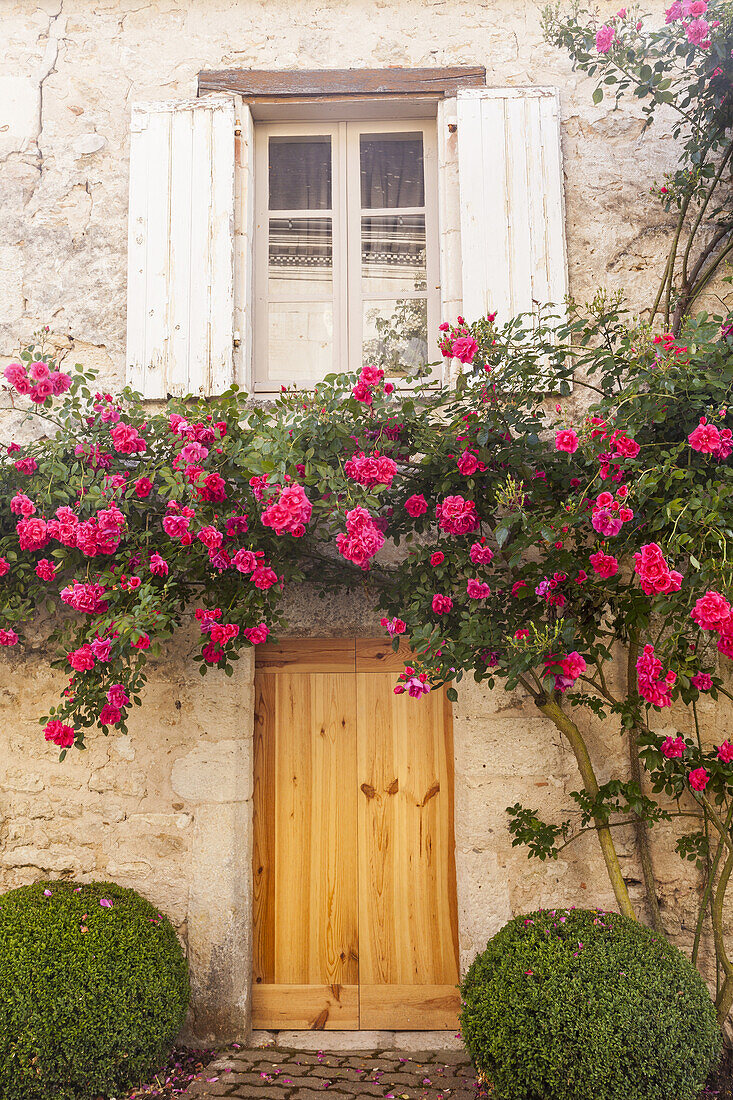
[336,506,385,569]
[261,481,313,537]
[688,415,733,460]
[437,314,491,365]
[660,734,733,794]
[633,542,683,596]
[436,495,479,535]
[691,590,733,659]
[637,643,676,707]
[393,665,431,698]
[4,360,71,404]
[591,489,634,538]
[543,651,587,693]
[351,364,394,405]
[344,451,397,488]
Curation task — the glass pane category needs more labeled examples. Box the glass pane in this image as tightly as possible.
[268,302,333,381]
[360,132,424,209]
[362,299,428,376]
[268,218,332,301]
[362,214,426,297]
[269,136,332,210]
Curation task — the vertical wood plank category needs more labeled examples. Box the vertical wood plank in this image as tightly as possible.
[539,92,569,311]
[187,107,214,398]
[309,674,359,987]
[274,672,313,984]
[126,106,152,395]
[505,96,533,319]
[141,108,172,399]
[357,676,459,990]
[209,100,236,394]
[234,99,254,390]
[168,107,194,397]
[252,671,276,984]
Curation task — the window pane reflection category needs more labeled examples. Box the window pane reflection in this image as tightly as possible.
[362,299,428,376]
[269,136,332,211]
[362,214,426,297]
[268,218,332,301]
[360,133,424,209]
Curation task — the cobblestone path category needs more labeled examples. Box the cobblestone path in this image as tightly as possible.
[184,1046,485,1100]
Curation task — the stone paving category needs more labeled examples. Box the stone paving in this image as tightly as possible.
[183,1047,486,1100]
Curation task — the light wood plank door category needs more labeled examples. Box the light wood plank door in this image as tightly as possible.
[252,639,459,1031]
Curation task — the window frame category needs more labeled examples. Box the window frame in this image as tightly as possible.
[252,115,441,393]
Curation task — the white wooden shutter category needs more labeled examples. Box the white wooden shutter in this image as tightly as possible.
[126,94,245,398]
[455,87,568,326]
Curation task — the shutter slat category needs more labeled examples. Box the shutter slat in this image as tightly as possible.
[456,87,568,327]
[142,110,172,399]
[168,108,195,398]
[505,96,533,318]
[187,108,214,397]
[126,94,239,398]
[209,103,237,395]
[126,108,152,395]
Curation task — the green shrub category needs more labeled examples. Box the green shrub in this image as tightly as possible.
[0,880,190,1100]
[460,907,721,1100]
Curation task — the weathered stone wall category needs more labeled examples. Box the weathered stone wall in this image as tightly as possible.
[1,0,727,1045]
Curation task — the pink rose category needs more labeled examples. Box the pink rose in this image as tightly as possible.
[149,553,168,576]
[68,645,96,672]
[243,623,269,645]
[451,336,478,364]
[430,551,445,566]
[589,550,619,578]
[467,579,491,599]
[691,672,713,691]
[436,495,479,535]
[595,23,615,52]
[432,594,453,615]
[689,767,710,791]
[555,429,579,453]
[691,590,731,632]
[99,704,122,727]
[405,494,428,517]
[689,418,721,453]
[44,719,75,748]
[661,736,686,758]
[456,450,478,476]
[717,741,733,763]
[135,477,153,498]
[106,683,130,708]
[470,541,493,565]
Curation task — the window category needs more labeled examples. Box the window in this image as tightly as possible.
[253,120,440,392]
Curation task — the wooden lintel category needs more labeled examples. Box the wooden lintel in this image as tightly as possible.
[198,66,486,99]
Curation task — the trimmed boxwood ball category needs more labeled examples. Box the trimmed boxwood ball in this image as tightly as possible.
[0,880,190,1100]
[460,907,721,1100]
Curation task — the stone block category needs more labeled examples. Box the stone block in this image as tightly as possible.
[171,740,252,804]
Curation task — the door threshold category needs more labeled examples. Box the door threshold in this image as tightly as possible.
[250,1030,465,1053]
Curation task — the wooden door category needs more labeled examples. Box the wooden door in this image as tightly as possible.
[252,638,459,1030]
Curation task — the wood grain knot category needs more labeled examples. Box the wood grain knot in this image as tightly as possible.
[386,778,399,795]
[360,782,376,799]
[421,781,440,806]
